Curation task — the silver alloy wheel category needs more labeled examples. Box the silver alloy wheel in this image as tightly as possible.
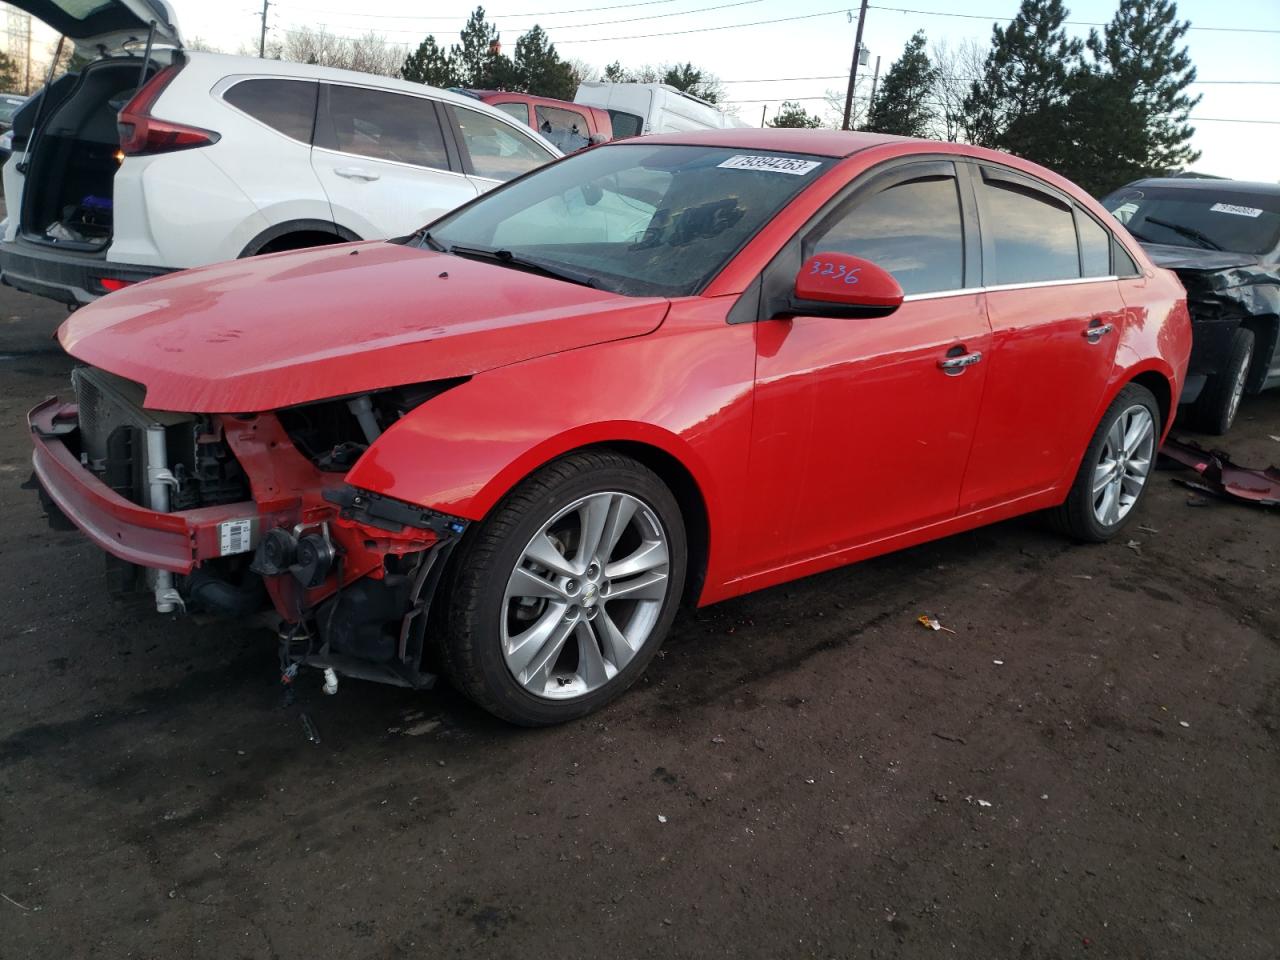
[501,491,670,700]
[1092,403,1156,526]
[1226,342,1252,428]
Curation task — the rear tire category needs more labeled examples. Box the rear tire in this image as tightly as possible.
[1051,383,1160,543]
[442,451,687,726]
[1191,326,1254,435]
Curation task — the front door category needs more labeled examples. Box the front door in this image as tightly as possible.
[743,162,991,577]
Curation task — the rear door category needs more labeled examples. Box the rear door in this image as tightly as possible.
[958,164,1127,510]
[533,103,592,153]
[311,83,478,240]
[745,160,991,572]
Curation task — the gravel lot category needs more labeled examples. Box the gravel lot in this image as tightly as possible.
[1,280,1277,959]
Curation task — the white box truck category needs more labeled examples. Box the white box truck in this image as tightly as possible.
[574,82,748,138]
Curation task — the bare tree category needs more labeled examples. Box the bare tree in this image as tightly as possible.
[277,25,405,77]
[185,36,224,53]
[566,57,597,88]
[822,76,871,129]
[930,38,986,142]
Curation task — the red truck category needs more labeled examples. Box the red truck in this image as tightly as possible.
[464,90,612,153]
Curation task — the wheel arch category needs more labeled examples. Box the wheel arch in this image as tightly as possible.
[238,219,362,258]
[1127,367,1175,436]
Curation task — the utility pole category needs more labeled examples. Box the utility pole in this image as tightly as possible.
[840,0,869,131]
[257,0,270,58]
[869,54,882,106]
[23,11,31,94]
[760,104,767,128]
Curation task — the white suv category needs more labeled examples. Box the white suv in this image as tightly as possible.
[0,1,559,306]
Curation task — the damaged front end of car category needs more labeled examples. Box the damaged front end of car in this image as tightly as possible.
[29,368,469,689]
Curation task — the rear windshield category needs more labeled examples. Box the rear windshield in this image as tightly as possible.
[1102,185,1280,255]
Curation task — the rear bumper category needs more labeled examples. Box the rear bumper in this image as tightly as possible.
[29,397,267,573]
[1,238,172,306]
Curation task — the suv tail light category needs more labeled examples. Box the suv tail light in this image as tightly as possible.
[117,62,220,156]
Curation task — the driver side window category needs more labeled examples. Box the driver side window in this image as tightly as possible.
[809,175,965,296]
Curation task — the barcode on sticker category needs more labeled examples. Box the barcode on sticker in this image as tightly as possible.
[717,155,821,176]
[219,519,253,556]
[1210,202,1263,218]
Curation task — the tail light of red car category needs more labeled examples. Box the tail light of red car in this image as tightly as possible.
[118,62,221,156]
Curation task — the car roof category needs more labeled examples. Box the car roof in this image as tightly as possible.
[183,51,560,151]
[633,128,911,158]
[1121,177,1280,196]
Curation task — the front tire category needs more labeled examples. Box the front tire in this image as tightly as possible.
[1051,383,1160,542]
[442,451,687,726]
[1191,326,1254,435]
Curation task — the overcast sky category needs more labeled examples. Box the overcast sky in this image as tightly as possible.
[22,0,1280,181]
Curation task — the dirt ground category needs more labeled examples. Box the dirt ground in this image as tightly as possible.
[0,280,1277,960]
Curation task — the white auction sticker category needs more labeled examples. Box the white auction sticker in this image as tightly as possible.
[219,519,253,556]
[1210,202,1263,218]
[718,155,821,176]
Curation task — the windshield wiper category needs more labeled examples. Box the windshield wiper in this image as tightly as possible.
[410,229,446,252]
[1142,216,1223,251]
[447,244,598,289]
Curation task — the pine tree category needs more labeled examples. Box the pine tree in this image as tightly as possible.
[512,26,576,100]
[0,51,18,92]
[453,7,515,88]
[1064,0,1200,194]
[769,101,824,128]
[863,30,939,138]
[962,0,1083,170]
[661,62,722,103]
[602,61,628,83]
[401,35,458,87]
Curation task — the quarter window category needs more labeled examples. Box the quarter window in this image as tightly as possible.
[320,85,449,171]
[810,175,965,296]
[225,79,317,143]
[452,107,554,181]
[1078,211,1111,277]
[493,101,530,125]
[981,178,1080,285]
[535,104,591,153]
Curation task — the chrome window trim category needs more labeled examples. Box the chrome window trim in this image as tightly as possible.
[310,143,470,179]
[901,274,1118,303]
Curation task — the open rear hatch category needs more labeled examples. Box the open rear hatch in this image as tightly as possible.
[6,1,181,254]
[7,1,179,56]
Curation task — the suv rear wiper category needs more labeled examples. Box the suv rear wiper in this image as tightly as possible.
[447,244,598,289]
[1143,216,1223,251]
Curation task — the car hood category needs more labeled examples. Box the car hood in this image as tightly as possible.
[59,242,670,413]
[1138,241,1262,273]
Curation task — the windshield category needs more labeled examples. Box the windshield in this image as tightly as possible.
[424,143,834,297]
[1102,185,1280,255]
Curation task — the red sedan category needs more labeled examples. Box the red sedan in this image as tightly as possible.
[30,130,1191,725]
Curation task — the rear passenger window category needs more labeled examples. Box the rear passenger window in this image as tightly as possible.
[981,177,1080,284]
[225,79,317,143]
[535,104,591,153]
[810,175,965,296]
[1078,211,1111,277]
[320,85,449,171]
[452,107,554,181]
[493,101,530,125]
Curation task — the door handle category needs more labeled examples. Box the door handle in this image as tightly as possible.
[937,351,982,375]
[1083,321,1115,342]
[334,166,381,182]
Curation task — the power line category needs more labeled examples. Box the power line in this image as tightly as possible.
[276,0,765,37]
[719,74,1280,85]
[868,4,1280,35]
[270,0,683,20]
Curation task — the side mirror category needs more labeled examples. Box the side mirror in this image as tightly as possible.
[789,253,904,318]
